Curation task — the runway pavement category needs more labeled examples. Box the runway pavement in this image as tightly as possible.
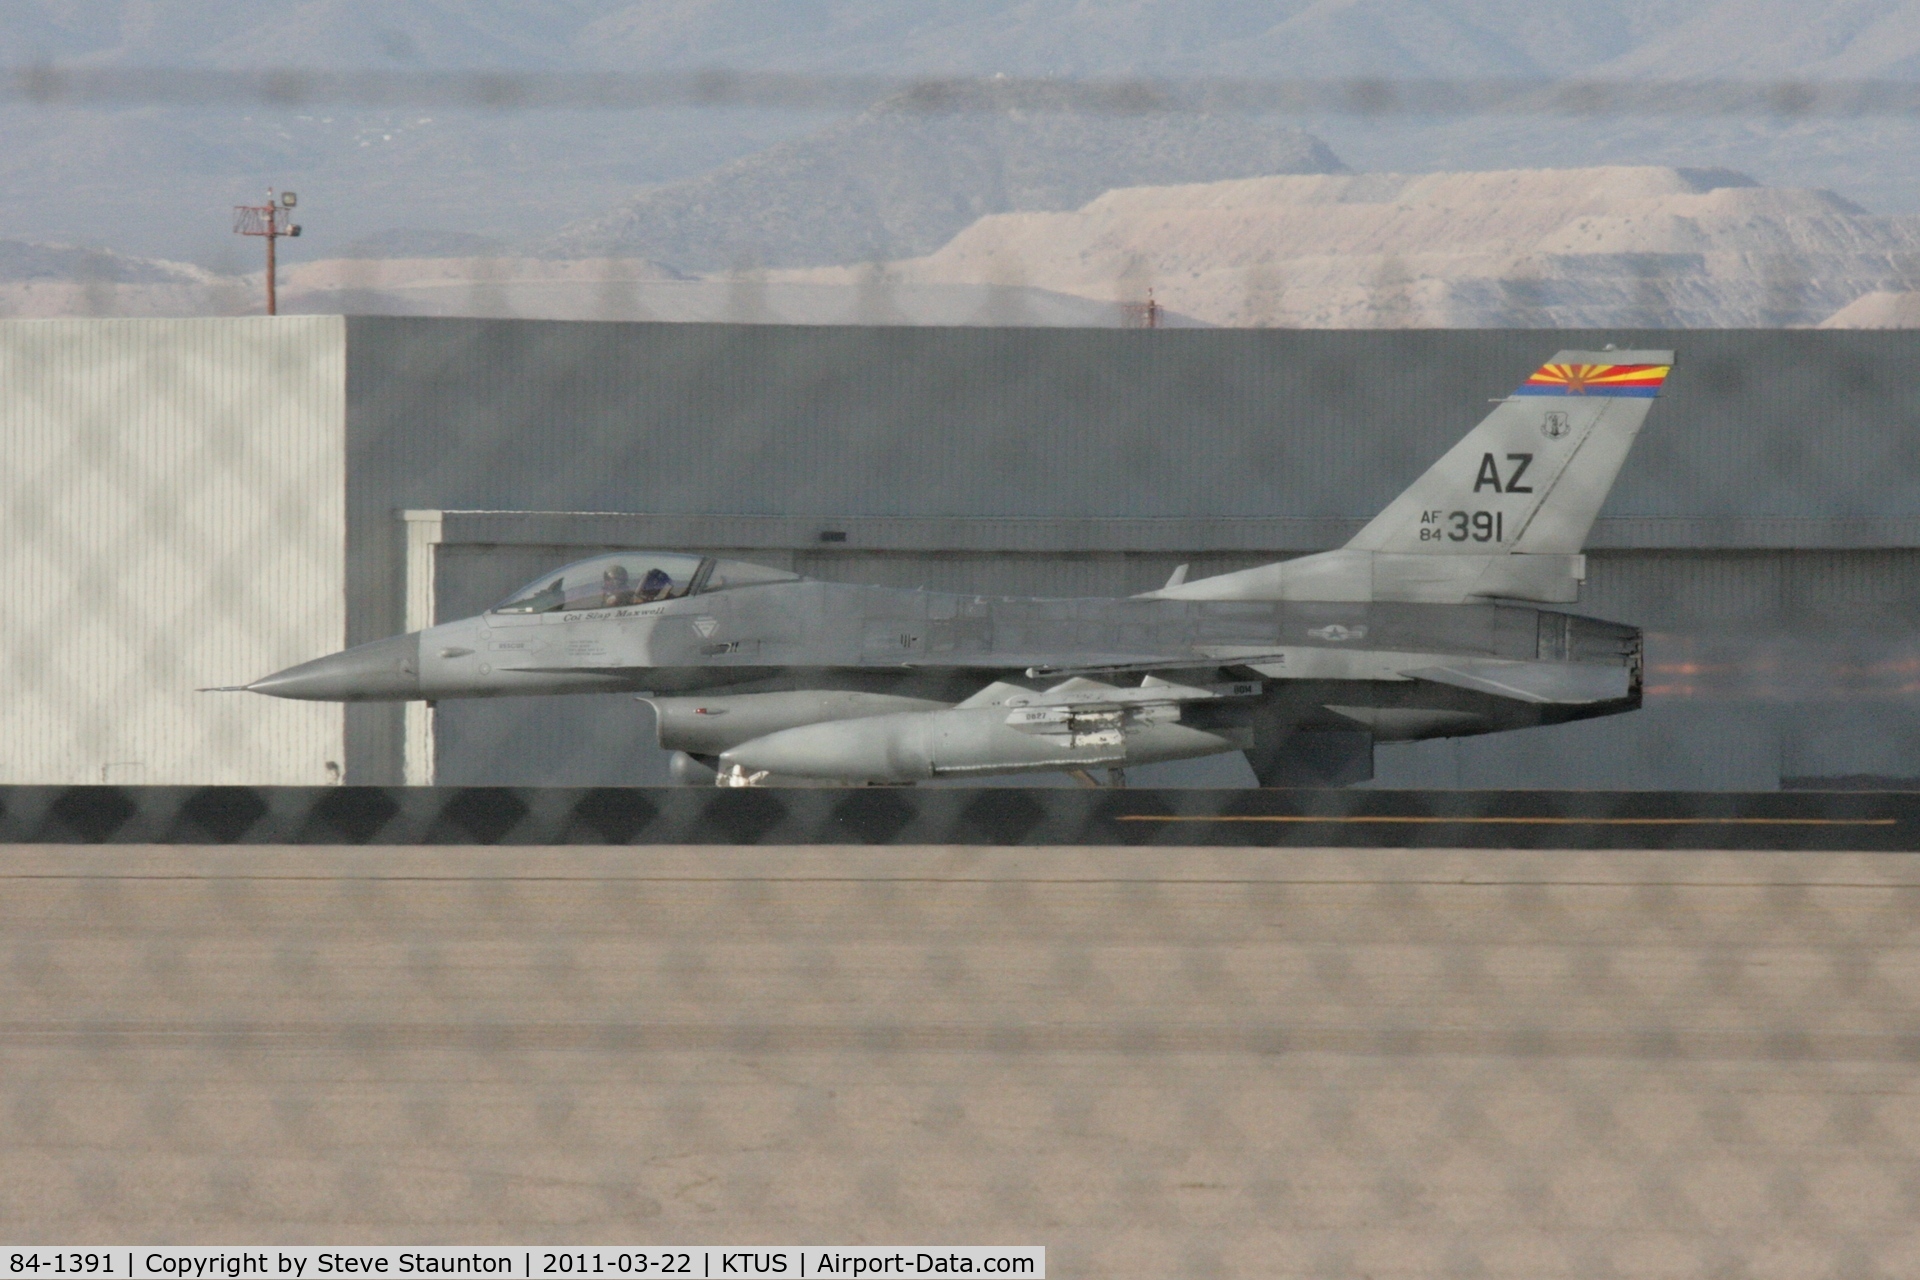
[3,843,1919,1277]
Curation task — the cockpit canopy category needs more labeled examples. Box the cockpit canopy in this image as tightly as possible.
[491,552,800,615]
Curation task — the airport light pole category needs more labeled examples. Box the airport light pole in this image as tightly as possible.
[1120,288,1161,329]
[232,188,302,315]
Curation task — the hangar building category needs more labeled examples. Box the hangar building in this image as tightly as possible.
[5,316,1916,789]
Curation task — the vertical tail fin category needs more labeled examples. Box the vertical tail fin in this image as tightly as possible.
[1344,350,1673,556]
[1144,348,1674,604]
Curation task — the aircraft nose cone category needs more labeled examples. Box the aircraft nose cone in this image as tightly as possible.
[247,633,422,701]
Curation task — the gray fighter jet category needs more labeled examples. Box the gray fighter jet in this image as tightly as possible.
[244,348,1674,786]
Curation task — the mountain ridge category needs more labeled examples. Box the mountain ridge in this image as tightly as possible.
[545,98,1347,270]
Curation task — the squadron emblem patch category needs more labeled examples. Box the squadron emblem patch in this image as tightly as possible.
[1542,410,1570,439]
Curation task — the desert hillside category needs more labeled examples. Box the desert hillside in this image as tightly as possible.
[783,166,1920,327]
[1819,290,1920,327]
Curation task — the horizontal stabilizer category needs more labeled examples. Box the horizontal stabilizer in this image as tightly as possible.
[1404,661,1630,705]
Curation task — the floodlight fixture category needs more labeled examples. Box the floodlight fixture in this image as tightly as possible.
[232,186,307,315]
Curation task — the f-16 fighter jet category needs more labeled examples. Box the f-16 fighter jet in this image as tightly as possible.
[244,349,1673,786]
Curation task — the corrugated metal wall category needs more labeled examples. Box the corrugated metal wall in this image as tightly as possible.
[344,321,1920,531]
[0,318,346,784]
[1583,550,1920,629]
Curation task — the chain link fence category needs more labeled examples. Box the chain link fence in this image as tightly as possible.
[4,45,1920,1270]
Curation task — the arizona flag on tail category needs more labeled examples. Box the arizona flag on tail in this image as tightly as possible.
[1514,360,1670,398]
[1342,347,1676,559]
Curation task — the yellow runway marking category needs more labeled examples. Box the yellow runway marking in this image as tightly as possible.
[1117,815,1898,826]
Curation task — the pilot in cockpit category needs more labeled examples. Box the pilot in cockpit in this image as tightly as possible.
[636,566,676,602]
[600,564,633,608]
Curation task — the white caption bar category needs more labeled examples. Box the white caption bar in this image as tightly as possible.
[4,1251,1044,1280]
